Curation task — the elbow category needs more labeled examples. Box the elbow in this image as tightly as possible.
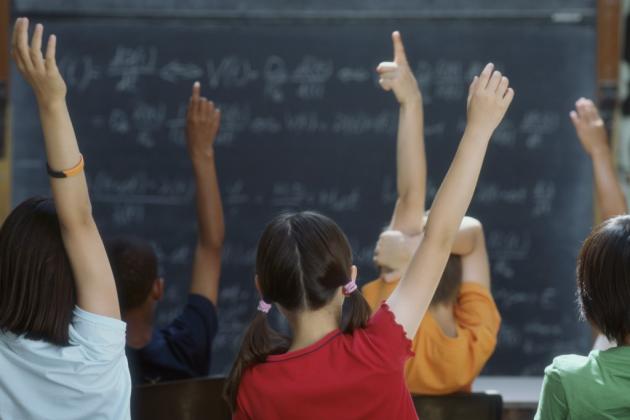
[199,228,225,252]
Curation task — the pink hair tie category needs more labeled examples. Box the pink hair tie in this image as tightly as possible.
[343,280,358,296]
[257,299,272,314]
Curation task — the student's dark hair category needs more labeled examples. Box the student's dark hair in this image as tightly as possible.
[577,216,630,345]
[0,197,76,346]
[430,254,462,306]
[224,211,371,411]
[105,236,158,313]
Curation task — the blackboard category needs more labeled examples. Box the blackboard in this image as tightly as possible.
[14,0,595,18]
[10,19,595,376]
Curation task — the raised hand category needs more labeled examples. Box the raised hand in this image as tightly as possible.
[570,98,608,156]
[11,18,66,107]
[466,63,514,136]
[186,82,221,162]
[376,31,421,105]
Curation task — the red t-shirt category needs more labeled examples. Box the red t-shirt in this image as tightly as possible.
[234,304,417,420]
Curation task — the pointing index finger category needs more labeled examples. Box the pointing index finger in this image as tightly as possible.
[392,31,408,64]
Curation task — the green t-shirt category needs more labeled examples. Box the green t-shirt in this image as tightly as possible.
[535,347,630,419]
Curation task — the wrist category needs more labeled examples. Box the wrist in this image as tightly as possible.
[400,93,423,108]
[191,151,216,169]
[37,97,66,112]
[463,123,494,142]
[588,140,610,158]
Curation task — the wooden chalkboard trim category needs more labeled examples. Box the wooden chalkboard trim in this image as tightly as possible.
[18,8,595,22]
[0,0,10,221]
[596,0,621,127]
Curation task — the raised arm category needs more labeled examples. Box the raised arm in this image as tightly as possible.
[377,31,426,235]
[450,217,490,288]
[11,18,120,318]
[186,82,225,306]
[387,63,513,337]
[570,98,627,220]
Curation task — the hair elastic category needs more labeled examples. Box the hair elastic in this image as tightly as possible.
[47,155,85,179]
[343,280,358,296]
[257,299,272,314]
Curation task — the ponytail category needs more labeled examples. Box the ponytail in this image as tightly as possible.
[343,289,371,333]
[223,310,289,412]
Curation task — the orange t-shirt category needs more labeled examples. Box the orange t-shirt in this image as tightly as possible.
[361,279,501,395]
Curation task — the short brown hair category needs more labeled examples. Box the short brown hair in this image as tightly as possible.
[0,197,76,346]
[577,216,630,345]
[105,236,158,312]
[431,254,463,306]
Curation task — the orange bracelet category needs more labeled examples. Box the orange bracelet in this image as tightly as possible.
[47,155,85,178]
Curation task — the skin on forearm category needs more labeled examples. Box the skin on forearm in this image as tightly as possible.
[591,146,628,220]
[192,157,225,249]
[390,98,426,235]
[186,84,224,306]
[39,103,93,228]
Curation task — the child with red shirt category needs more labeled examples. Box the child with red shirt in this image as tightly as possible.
[224,32,515,420]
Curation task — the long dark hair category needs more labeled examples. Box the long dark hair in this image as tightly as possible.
[0,197,76,345]
[577,215,630,345]
[224,211,371,410]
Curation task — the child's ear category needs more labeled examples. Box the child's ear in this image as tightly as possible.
[351,265,358,281]
[152,277,165,301]
[255,275,261,293]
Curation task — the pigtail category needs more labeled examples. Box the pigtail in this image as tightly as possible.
[223,310,289,412]
[343,289,371,333]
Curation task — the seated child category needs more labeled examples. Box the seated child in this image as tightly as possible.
[535,216,630,419]
[363,218,500,394]
[224,31,514,419]
[362,30,500,395]
[0,19,130,419]
[106,83,224,384]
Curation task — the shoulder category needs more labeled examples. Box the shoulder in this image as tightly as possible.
[70,306,127,356]
[545,353,591,381]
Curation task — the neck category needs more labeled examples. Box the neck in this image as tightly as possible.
[124,306,155,349]
[288,305,341,352]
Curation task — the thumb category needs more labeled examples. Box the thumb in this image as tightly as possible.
[569,110,579,128]
[392,31,407,64]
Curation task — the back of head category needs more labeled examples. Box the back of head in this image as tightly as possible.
[0,197,76,346]
[105,236,158,314]
[224,211,371,410]
[256,211,353,312]
[430,254,463,306]
[577,216,630,345]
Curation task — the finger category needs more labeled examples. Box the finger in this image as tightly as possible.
[210,109,221,139]
[16,17,33,70]
[569,110,580,127]
[467,76,478,99]
[379,78,393,91]
[576,98,588,118]
[191,81,201,100]
[376,62,398,74]
[201,97,210,119]
[497,76,509,96]
[502,87,515,106]
[44,34,58,71]
[392,31,408,64]
[583,100,599,120]
[30,24,46,71]
[487,70,502,92]
[478,62,494,90]
[379,71,398,81]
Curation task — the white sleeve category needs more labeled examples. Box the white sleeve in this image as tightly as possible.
[69,306,127,361]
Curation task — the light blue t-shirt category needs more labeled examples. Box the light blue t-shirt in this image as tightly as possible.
[0,307,131,420]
